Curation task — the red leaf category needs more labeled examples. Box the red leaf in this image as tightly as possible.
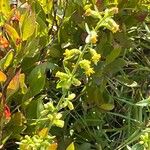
[4,104,11,120]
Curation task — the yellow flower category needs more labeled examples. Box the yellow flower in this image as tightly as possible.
[79,59,91,70]
[89,48,101,65]
[79,59,95,76]
[85,8,92,16]
[85,67,95,76]
[92,53,101,65]
[63,49,70,57]
[63,49,81,60]
[85,8,100,18]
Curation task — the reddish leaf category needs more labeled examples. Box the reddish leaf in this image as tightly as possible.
[7,70,20,98]
[0,35,9,48]
[4,104,11,120]
[11,9,21,22]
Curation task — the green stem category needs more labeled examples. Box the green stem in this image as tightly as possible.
[72,44,89,75]
[95,14,110,31]
[47,44,89,132]
[56,44,89,110]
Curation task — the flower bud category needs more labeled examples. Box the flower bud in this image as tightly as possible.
[85,8,100,18]
[55,71,69,80]
[85,67,95,76]
[72,78,81,86]
[79,59,91,70]
[64,49,81,60]
[68,93,76,101]
[55,113,62,119]
[105,18,119,33]
[85,30,98,44]
[54,120,64,128]
[68,101,74,110]
[47,114,53,121]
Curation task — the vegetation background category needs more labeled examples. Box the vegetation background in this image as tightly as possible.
[0,0,150,149]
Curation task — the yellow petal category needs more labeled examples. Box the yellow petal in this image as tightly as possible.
[48,143,58,150]
[0,71,7,82]
[38,128,48,138]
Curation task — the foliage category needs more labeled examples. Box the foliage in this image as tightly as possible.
[0,0,150,150]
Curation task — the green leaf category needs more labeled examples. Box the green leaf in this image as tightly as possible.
[116,76,138,87]
[74,0,86,7]
[99,90,114,111]
[4,112,26,139]
[28,63,47,96]
[0,0,10,17]
[36,16,48,35]
[21,12,36,41]
[131,143,144,150]
[24,62,55,100]
[78,143,91,150]
[19,73,27,94]
[26,96,44,121]
[104,58,126,74]
[37,0,53,14]
[86,86,114,111]
[105,46,121,65]
[136,97,150,107]
[0,50,14,70]
[24,38,39,57]
[66,142,75,150]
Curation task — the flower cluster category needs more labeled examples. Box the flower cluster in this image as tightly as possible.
[40,102,64,128]
[84,6,119,34]
[17,134,55,150]
[79,59,95,76]
[60,93,76,110]
[84,8,100,18]
[63,49,81,60]
[55,71,81,89]
[89,48,101,65]
[104,18,119,33]
[139,132,150,148]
